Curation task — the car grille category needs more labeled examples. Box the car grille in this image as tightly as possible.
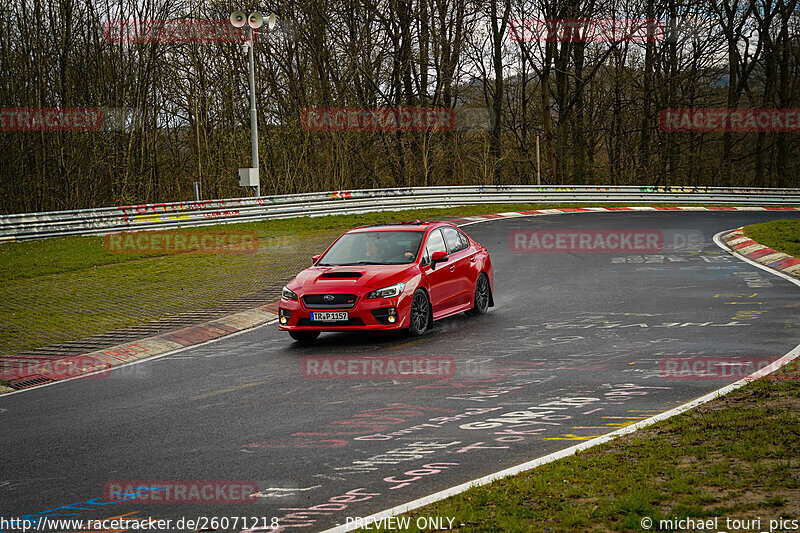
[302,294,357,309]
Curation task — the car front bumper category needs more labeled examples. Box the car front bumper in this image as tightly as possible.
[278,294,411,331]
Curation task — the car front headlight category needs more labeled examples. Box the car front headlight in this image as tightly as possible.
[368,282,406,299]
[282,286,298,300]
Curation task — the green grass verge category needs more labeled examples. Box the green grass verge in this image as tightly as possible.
[0,227,343,353]
[743,220,800,258]
[358,360,800,532]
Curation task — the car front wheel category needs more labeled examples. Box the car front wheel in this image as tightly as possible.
[408,289,431,336]
[467,273,491,316]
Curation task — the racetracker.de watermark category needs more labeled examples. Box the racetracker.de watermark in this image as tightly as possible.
[1,108,102,131]
[659,356,797,380]
[103,481,259,504]
[301,107,457,132]
[0,356,111,381]
[301,356,455,379]
[0,107,141,132]
[510,17,663,42]
[103,230,258,254]
[509,17,703,43]
[509,229,663,253]
[103,19,251,43]
[659,108,800,132]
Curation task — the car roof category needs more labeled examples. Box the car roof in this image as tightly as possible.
[349,220,449,233]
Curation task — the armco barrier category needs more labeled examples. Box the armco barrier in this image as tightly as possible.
[1,185,799,241]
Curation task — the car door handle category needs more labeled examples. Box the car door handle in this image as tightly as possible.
[449,265,456,272]
[470,255,477,262]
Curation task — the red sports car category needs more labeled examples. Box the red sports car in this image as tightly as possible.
[278,221,494,342]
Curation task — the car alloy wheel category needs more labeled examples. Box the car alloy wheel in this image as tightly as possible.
[468,273,490,315]
[408,289,430,336]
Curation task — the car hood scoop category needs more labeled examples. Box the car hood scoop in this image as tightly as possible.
[294,264,416,289]
[319,271,363,279]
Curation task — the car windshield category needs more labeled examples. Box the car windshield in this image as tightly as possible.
[317,230,425,266]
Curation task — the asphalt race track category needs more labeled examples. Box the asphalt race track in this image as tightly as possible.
[2,211,799,532]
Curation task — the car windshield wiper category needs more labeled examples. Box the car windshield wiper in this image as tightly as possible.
[316,261,368,266]
[318,260,405,266]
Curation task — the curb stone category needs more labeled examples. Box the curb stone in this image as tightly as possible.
[0,306,277,391]
[721,227,800,278]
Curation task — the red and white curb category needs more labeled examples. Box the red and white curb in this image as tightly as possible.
[2,205,798,394]
[0,306,278,392]
[447,205,800,227]
[720,227,800,279]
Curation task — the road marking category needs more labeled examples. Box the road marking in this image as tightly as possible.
[322,343,800,533]
[543,434,598,441]
[319,229,800,533]
[252,485,322,499]
[387,337,432,350]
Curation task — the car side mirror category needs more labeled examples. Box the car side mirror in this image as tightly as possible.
[312,254,322,264]
[431,251,448,265]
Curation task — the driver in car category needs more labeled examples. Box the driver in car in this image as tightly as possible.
[362,235,414,263]
[364,237,382,261]
[386,240,415,263]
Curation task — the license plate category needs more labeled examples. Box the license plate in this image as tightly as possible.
[310,311,349,321]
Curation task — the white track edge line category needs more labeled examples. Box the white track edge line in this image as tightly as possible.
[321,344,800,533]
[319,225,800,533]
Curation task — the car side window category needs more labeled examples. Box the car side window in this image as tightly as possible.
[458,230,470,250]
[424,229,447,265]
[443,227,466,254]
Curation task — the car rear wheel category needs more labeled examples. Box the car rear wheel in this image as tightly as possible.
[408,290,430,336]
[289,331,321,343]
[467,273,491,316]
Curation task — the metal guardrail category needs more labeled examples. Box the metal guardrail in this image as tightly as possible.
[1,185,799,241]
